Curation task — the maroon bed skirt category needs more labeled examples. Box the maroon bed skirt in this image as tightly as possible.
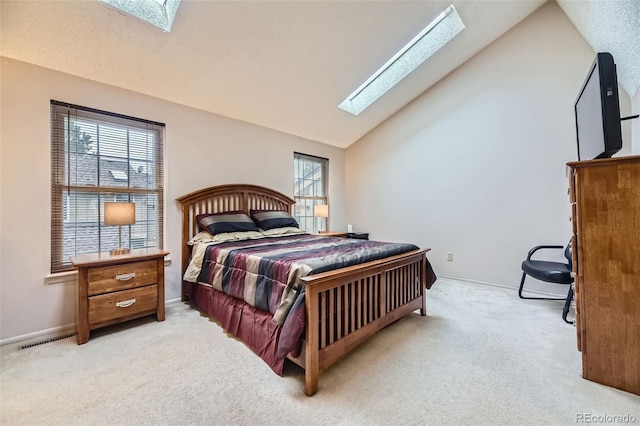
[184,256,437,376]
[183,280,287,375]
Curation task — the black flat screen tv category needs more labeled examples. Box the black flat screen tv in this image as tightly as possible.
[574,52,622,161]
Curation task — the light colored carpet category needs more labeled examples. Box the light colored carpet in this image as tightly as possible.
[1,278,638,425]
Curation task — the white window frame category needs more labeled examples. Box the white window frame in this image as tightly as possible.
[293,152,329,234]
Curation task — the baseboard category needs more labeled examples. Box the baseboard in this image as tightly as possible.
[0,324,76,349]
[437,274,567,299]
[0,298,184,348]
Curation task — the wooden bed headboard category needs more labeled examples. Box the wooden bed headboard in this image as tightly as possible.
[175,184,296,277]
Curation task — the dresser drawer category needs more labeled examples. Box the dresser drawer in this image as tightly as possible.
[87,260,158,296]
[89,284,158,326]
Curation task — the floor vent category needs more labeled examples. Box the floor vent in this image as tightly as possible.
[18,333,76,350]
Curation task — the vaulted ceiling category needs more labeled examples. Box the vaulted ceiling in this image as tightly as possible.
[1,0,638,148]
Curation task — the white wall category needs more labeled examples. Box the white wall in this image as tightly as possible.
[0,57,345,341]
[345,2,631,292]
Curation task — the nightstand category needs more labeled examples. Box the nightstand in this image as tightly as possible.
[316,231,347,237]
[316,231,369,239]
[70,248,169,344]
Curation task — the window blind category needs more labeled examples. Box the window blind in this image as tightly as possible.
[293,152,329,233]
[50,101,165,272]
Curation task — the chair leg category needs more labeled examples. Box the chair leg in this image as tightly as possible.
[518,272,527,298]
[562,286,574,324]
[518,272,566,300]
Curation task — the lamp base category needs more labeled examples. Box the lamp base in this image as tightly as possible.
[110,247,131,255]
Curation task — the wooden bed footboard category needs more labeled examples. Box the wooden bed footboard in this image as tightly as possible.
[299,249,428,396]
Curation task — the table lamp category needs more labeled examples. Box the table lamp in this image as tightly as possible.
[314,204,329,233]
[104,202,135,255]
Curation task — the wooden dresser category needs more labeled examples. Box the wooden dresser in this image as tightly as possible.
[71,248,169,344]
[567,155,640,395]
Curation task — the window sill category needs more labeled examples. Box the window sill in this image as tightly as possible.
[45,257,172,285]
[45,270,77,285]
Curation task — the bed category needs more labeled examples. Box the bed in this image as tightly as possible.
[177,184,436,396]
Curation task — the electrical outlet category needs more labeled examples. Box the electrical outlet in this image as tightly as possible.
[447,252,453,261]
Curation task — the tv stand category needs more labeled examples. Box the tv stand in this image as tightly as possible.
[567,155,640,396]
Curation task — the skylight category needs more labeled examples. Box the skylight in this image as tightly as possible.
[99,0,181,32]
[338,5,465,116]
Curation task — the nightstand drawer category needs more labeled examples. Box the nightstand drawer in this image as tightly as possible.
[89,284,158,325]
[88,260,158,296]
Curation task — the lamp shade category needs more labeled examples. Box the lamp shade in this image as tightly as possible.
[314,204,329,218]
[104,202,135,226]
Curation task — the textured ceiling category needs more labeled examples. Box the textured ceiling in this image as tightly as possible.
[1,1,637,148]
[0,0,544,147]
[557,0,640,98]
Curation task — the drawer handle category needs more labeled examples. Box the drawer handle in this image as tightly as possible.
[116,298,136,308]
[115,272,136,281]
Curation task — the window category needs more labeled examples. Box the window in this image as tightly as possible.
[50,101,165,273]
[338,4,464,115]
[293,153,328,233]
[98,0,181,32]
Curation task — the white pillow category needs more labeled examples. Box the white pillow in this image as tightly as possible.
[187,230,264,245]
[260,227,308,237]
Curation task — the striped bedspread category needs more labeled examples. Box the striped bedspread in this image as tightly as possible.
[185,234,421,357]
[190,234,419,324]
